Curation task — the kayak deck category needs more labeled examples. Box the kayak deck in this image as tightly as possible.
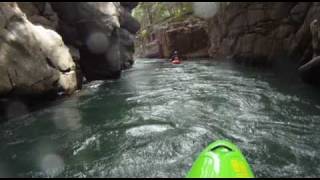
[186,140,254,178]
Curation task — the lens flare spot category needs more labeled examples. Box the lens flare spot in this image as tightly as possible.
[40,154,64,177]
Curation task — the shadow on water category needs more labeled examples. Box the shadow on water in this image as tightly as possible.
[0,95,66,124]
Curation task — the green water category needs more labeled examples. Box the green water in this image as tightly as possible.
[1,58,320,178]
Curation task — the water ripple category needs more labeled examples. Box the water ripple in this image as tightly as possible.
[1,59,320,177]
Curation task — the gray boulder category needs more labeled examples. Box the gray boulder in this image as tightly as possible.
[0,2,78,97]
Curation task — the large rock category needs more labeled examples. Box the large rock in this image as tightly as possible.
[120,2,139,12]
[119,6,140,34]
[298,56,320,84]
[207,2,320,85]
[138,17,210,59]
[0,2,78,97]
[50,2,120,80]
[119,28,135,69]
[17,2,58,30]
[208,2,316,65]
[310,19,320,57]
[51,2,139,80]
[298,19,320,84]
[142,40,163,58]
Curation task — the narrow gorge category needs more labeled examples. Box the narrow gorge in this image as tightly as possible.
[136,2,320,85]
[1,2,320,178]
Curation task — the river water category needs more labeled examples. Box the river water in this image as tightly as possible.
[1,58,320,178]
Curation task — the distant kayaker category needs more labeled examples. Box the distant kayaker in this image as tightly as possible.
[171,50,180,61]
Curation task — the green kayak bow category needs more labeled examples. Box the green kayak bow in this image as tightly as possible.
[186,140,254,178]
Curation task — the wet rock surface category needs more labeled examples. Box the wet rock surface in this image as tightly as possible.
[207,2,320,84]
[0,2,140,98]
[50,2,139,80]
[0,2,140,120]
[0,2,78,97]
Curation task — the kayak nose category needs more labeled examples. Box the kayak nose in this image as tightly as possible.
[186,140,255,178]
[210,145,233,153]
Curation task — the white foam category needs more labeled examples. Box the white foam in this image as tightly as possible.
[126,125,172,137]
[73,135,100,156]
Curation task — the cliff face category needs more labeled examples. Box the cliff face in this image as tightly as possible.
[0,2,78,97]
[0,2,140,98]
[208,2,319,65]
[155,17,209,59]
[136,16,210,59]
[207,2,320,84]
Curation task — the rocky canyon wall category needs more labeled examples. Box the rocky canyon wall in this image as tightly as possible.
[0,2,140,98]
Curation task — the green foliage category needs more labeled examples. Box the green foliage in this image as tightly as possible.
[132,2,194,42]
